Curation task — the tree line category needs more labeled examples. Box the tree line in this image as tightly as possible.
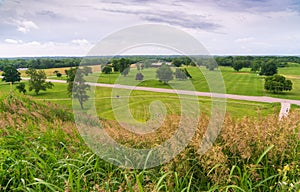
[1,56,299,71]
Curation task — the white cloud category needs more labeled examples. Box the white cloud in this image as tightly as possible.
[71,39,90,45]
[0,41,94,57]
[11,19,39,33]
[235,37,255,43]
[4,38,23,44]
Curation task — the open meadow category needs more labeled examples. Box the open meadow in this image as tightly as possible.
[43,65,300,100]
[0,63,299,191]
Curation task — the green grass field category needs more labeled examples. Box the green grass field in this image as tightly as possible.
[27,64,300,100]
[0,81,281,120]
[0,90,299,191]
[1,64,299,191]
[67,65,298,100]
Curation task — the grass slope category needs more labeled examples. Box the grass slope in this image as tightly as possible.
[0,94,299,191]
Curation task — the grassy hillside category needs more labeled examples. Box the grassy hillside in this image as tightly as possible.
[0,82,280,119]
[0,94,299,191]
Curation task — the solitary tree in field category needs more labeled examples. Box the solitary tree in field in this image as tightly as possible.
[156,64,173,84]
[53,70,62,77]
[264,75,293,93]
[26,69,54,95]
[135,72,144,81]
[175,68,187,80]
[66,67,92,109]
[2,65,21,84]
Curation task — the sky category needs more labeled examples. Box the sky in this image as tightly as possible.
[0,0,300,57]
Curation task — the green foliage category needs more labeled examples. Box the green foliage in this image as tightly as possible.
[135,72,144,81]
[264,75,293,93]
[66,67,92,109]
[205,59,218,71]
[172,58,183,67]
[251,61,261,72]
[215,56,233,66]
[65,68,77,96]
[16,82,26,94]
[156,64,173,84]
[102,66,112,74]
[232,60,244,71]
[53,70,62,77]
[111,58,131,76]
[175,68,188,80]
[26,68,54,95]
[1,65,21,84]
[260,60,278,76]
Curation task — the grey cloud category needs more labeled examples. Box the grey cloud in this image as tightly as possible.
[214,0,298,12]
[99,8,221,31]
[37,10,59,18]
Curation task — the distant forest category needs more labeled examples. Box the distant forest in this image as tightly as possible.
[0,55,299,70]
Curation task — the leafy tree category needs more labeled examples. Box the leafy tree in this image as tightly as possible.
[175,68,187,80]
[172,58,183,67]
[232,61,244,72]
[119,58,131,76]
[260,61,278,76]
[135,72,144,81]
[111,59,120,72]
[66,67,92,109]
[26,69,54,95]
[53,70,62,77]
[102,66,112,74]
[156,64,173,84]
[65,68,77,95]
[16,82,26,94]
[205,59,218,71]
[121,68,130,77]
[251,61,261,72]
[264,75,293,93]
[2,65,21,84]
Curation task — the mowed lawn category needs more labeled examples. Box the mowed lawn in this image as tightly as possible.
[0,82,279,120]
[89,66,265,96]
[84,65,298,100]
[266,66,300,100]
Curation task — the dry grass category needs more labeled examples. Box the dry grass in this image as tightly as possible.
[1,94,299,191]
[19,65,100,77]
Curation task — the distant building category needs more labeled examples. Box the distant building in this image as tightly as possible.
[151,62,172,68]
[17,68,28,71]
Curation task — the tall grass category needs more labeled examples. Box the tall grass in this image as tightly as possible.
[0,94,299,191]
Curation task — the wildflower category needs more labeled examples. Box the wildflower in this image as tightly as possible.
[283,165,290,172]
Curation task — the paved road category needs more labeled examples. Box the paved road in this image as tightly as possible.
[45,78,300,106]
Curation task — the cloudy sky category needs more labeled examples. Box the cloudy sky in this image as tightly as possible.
[0,0,300,57]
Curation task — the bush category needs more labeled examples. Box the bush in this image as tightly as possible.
[264,75,293,93]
